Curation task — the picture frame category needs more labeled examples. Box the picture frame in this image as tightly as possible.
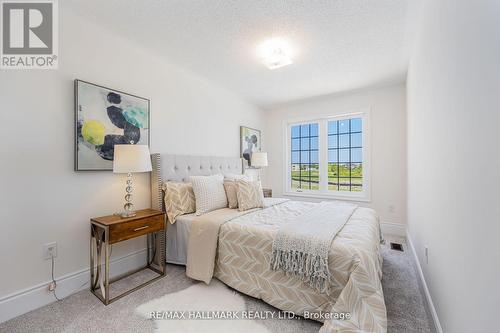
[240,126,261,167]
[74,79,150,171]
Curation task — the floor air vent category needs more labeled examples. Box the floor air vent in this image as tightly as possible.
[390,242,404,252]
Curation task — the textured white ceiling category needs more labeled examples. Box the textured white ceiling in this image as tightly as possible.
[65,0,420,108]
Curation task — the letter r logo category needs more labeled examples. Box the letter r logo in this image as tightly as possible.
[2,2,53,54]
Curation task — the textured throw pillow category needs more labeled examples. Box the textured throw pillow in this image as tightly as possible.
[163,182,196,224]
[190,174,228,215]
[236,179,265,211]
[223,174,249,209]
[223,181,238,209]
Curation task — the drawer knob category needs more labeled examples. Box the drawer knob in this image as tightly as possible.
[133,226,149,232]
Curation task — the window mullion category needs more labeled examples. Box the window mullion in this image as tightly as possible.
[319,120,328,191]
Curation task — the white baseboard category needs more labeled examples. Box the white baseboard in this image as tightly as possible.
[406,232,443,333]
[380,221,407,237]
[0,248,147,324]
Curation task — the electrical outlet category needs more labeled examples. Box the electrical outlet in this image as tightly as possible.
[424,245,429,264]
[48,282,56,291]
[388,205,395,214]
[43,242,57,260]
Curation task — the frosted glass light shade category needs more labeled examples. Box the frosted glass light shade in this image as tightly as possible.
[251,152,268,167]
[113,145,152,173]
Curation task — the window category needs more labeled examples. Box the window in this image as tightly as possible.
[291,123,319,190]
[285,112,370,201]
[327,118,363,192]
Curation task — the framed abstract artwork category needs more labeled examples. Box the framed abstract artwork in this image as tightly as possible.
[74,80,150,171]
[240,126,261,167]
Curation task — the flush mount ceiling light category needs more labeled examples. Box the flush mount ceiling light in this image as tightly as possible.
[257,37,295,70]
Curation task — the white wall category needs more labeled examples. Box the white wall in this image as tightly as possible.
[0,4,263,313]
[407,0,500,332]
[264,84,407,227]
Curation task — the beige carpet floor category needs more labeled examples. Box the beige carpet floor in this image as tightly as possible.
[0,240,435,333]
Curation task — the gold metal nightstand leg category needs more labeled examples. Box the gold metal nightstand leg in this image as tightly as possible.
[147,232,151,266]
[96,236,105,300]
[90,223,108,303]
[90,225,94,292]
[105,238,110,304]
[90,220,166,306]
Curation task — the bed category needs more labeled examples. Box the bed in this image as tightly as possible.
[151,153,387,333]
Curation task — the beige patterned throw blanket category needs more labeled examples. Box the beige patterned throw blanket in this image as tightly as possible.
[186,207,259,284]
[270,201,357,294]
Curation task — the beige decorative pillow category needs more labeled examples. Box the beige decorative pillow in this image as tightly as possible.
[223,175,249,209]
[224,181,239,209]
[163,182,196,224]
[236,179,265,211]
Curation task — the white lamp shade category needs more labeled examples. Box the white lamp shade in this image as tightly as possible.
[113,145,152,173]
[251,152,268,167]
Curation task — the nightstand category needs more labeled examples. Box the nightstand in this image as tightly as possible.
[263,188,272,198]
[90,209,166,305]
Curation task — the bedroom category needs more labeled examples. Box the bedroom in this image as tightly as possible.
[0,1,498,333]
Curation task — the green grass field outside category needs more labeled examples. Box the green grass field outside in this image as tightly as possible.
[291,163,362,192]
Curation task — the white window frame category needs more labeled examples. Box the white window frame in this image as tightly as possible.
[283,109,371,202]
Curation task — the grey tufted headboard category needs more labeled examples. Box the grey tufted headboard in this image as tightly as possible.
[150,153,243,213]
[150,153,243,265]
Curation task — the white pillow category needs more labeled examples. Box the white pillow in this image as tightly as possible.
[189,174,228,215]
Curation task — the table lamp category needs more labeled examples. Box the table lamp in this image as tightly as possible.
[113,144,152,218]
[250,152,268,181]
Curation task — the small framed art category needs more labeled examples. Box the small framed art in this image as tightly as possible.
[240,126,261,167]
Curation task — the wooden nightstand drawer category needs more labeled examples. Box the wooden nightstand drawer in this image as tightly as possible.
[109,215,164,244]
